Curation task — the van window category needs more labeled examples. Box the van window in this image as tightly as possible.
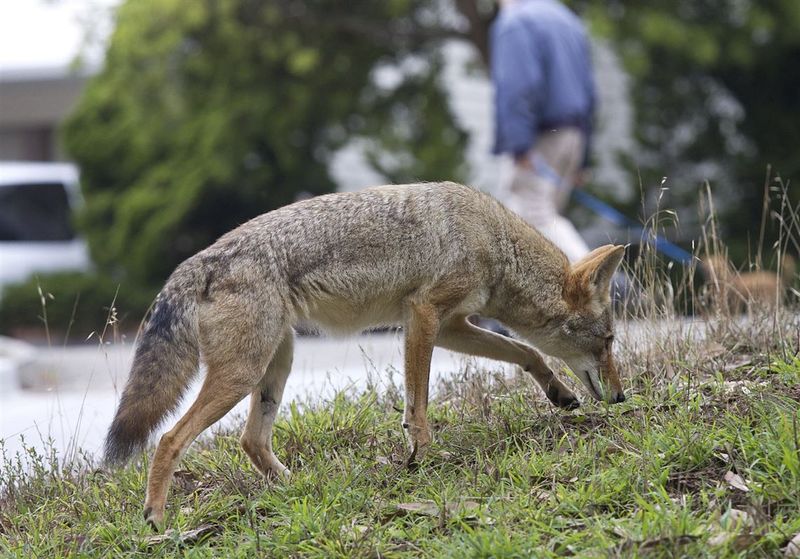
[0,183,75,241]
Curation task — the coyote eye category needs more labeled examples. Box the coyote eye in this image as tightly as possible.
[604,335,614,349]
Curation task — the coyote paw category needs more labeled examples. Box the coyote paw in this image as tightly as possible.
[264,455,291,480]
[405,441,419,468]
[405,440,431,468]
[403,423,431,466]
[267,465,291,480]
[546,386,580,410]
[143,505,164,532]
[557,396,581,410]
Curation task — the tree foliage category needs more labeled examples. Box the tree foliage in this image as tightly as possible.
[581,0,800,256]
[64,0,467,287]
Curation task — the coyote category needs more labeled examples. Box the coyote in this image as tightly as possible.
[701,253,796,313]
[105,182,626,528]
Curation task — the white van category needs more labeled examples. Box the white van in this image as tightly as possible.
[0,162,91,289]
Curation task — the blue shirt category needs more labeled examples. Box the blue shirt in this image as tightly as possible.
[491,0,596,165]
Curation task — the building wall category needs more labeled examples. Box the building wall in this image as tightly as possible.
[0,71,85,161]
[0,126,55,161]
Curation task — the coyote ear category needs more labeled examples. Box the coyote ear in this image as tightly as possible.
[588,245,625,299]
[566,245,626,307]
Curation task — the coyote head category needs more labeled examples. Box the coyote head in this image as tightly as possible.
[552,245,626,404]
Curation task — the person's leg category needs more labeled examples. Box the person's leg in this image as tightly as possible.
[501,128,590,262]
[535,128,585,212]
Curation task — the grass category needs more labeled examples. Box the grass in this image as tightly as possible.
[1,175,798,557]
[2,314,800,557]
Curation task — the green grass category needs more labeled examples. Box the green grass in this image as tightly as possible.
[2,343,800,557]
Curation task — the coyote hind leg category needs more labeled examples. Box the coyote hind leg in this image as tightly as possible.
[240,330,294,478]
[143,297,286,530]
[143,364,259,529]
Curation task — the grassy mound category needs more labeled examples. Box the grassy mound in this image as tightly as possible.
[2,183,798,556]
[2,318,800,557]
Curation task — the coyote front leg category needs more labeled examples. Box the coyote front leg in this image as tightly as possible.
[403,301,440,462]
[436,316,579,409]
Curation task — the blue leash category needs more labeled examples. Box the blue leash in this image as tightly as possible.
[532,155,694,265]
[571,190,694,265]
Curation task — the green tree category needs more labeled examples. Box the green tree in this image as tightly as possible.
[63,0,800,287]
[580,0,800,257]
[64,0,467,288]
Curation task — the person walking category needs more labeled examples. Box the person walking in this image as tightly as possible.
[491,0,595,263]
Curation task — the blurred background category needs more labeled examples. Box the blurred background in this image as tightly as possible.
[1,0,798,340]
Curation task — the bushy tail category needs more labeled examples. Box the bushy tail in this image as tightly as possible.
[104,265,203,465]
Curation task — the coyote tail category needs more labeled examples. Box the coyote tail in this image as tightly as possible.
[104,264,203,465]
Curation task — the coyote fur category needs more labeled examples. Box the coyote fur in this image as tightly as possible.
[701,253,796,313]
[105,182,627,528]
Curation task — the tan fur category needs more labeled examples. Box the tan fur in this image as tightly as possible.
[105,182,626,528]
[702,253,796,313]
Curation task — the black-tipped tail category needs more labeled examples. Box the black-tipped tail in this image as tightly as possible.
[105,286,200,465]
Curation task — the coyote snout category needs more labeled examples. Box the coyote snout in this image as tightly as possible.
[565,352,625,404]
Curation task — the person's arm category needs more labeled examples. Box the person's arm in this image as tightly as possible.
[491,21,543,161]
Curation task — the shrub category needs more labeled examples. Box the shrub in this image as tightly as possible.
[0,272,155,343]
